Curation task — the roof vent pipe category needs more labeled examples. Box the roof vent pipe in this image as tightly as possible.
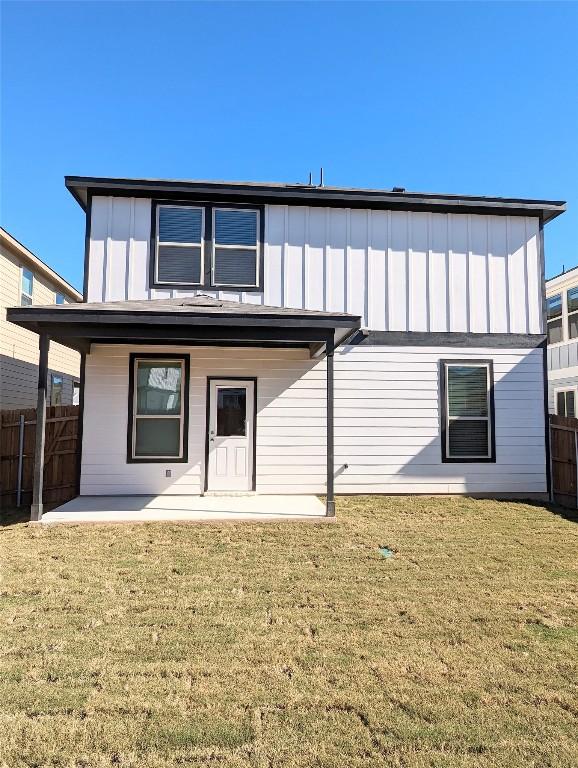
[319,167,324,187]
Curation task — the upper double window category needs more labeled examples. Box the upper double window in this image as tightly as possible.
[153,203,261,290]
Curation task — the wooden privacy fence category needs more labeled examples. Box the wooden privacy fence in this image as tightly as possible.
[550,413,578,508]
[0,405,79,509]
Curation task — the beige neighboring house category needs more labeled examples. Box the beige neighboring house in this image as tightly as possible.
[0,228,82,410]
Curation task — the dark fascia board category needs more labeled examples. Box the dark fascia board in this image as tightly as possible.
[64,176,566,223]
[26,326,338,360]
[6,306,360,332]
[350,330,546,348]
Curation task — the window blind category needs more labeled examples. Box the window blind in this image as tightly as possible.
[156,206,203,284]
[212,209,258,287]
[444,364,492,460]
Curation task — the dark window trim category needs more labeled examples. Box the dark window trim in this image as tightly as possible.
[439,359,496,464]
[150,199,264,292]
[127,352,190,464]
[82,191,92,302]
[204,376,257,492]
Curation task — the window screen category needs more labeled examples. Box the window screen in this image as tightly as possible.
[547,294,563,344]
[212,208,259,287]
[156,206,203,285]
[21,268,33,306]
[131,359,185,459]
[50,375,63,406]
[443,363,493,460]
[568,287,578,340]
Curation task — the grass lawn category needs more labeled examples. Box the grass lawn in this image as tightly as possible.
[1,496,577,768]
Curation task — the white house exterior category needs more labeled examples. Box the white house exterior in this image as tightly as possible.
[545,265,578,416]
[7,177,565,520]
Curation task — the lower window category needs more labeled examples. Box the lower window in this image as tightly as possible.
[128,354,189,462]
[440,360,495,462]
[556,389,576,418]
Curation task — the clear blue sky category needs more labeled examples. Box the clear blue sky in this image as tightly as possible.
[1,1,576,291]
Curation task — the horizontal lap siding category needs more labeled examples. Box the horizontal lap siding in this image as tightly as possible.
[329,345,546,494]
[81,344,546,497]
[1,244,80,408]
[80,346,322,496]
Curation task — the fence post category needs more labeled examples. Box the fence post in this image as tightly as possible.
[548,417,554,503]
[16,413,25,507]
[574,429,578,509]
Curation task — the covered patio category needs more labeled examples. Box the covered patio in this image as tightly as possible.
[40,493,327,524]
[7,296,361,521]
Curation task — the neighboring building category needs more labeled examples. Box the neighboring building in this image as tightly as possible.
[0,228,82,409]
[7,177,565,519]
[546,265,578,416]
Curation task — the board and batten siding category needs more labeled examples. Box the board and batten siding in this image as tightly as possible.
[80,344,546,496]
[87,197,543,334]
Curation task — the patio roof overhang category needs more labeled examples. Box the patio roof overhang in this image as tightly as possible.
[6,296,362,358]
[9,296,357,522]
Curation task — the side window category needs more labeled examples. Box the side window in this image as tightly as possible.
[50,374,63,406]
[154,205,204,286]
[212,208,259,288]
[55,292,66,305]
[556,389,576,418]
[546,294,563,344]
[567,287,578,340]
[21,267,33,306]
[441,361,495,462]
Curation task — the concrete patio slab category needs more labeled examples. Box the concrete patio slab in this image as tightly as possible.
[40,494,327,524]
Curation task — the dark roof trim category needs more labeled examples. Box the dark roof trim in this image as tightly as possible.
[65,176,566,223]
[7,306,358,330]
[350,330,546,348]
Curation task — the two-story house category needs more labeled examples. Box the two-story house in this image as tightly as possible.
[546,265,578,416]
[7,177,565,521]
[1,227,81,410]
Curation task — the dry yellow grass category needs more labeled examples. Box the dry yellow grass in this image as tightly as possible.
[1,496,577,767]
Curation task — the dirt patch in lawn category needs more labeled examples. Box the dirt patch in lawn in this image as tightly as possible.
[1,496,577,767]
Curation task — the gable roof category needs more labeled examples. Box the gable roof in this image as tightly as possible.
[65,176,566,223]
[0,228,82,301]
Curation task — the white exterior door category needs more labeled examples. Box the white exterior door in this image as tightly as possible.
[207,380,255,491]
